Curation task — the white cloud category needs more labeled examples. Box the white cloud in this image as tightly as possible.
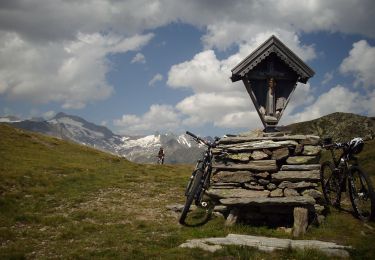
[0,32,153,108]
[131,52,146,64]
[282,85,374,124]
[43,110,56,120]
[114,104,181,134]
[322,72,334,85]
[340,40,375,88]
[148,73,163,86]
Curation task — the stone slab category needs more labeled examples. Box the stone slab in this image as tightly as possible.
[286,156,319,165]
[278,181,318,189]
[272,170,320,182]
[212,171,254,183]
[220,196,316,206]
[206,188,270,199]
[213,160,277,172]
[179,234,350,257]
[280,164,321,171]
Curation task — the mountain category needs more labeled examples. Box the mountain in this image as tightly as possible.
[281,112,375,142]
[1,112,206,164]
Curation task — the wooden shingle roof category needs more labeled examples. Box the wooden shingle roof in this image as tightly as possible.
[231,35,315,83]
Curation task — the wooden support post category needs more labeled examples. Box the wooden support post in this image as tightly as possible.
[293,207,308,237]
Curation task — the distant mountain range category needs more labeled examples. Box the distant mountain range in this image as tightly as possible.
[1,112,374,163]
[0,112,207,164]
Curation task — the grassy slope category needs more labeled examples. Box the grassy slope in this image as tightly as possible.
[1,124,375,259]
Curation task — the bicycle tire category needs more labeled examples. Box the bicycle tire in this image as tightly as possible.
[179,169,204,224]
[348,166,375,221]
[320,161,341,206]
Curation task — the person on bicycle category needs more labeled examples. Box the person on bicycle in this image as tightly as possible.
[158,147,165,164]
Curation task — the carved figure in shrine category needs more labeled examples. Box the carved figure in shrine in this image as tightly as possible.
[231,35,314,131]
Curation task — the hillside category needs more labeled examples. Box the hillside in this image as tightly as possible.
[1,124,375,259]
[282,112,375,142]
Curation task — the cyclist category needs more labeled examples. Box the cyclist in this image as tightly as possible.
[157,147,165,164]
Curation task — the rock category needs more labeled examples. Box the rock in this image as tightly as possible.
[251,150,269,160]
[255,172,269,178]
[272,147,290,160]
[317,215,325,225]
[272,170,320,182]
[277,227,292,234]
[314,204,325,214]
[227,153,251,162]
[270,188,283,197]
[212,171,254,183]
[301,136,321,145]
[225,208,239,226]
[302,145,322,156]
[214,205,228,213]
[243,183,265,190]
[302,189,323,200]
[220,196,316,206]
[284,188,300,197]
[267,183,277,190]
[294,144,304,155]
[179,233,351,257]
[206,188,270,199]
[213,160,277,172]
[293,207,308,237]
[286,156,319,164]
[278,181,318,189]
[280,164,321,171]
[258,179,270,185]
[211,182,242,188]
[213,212,225,219]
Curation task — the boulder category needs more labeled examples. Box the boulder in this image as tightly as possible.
[243,183,265,190]
[258,179,270,185]
[267,183,277,190]
[255,172,269,178]
[227,153,251,162]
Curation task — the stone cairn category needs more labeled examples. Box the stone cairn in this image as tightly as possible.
[207,131,324,233]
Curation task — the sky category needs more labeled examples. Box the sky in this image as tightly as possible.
[0,0,375,137]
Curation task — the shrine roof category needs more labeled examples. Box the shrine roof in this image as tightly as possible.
[231,35,315,83]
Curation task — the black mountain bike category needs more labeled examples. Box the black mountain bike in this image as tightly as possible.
[179,131,219,225]
[320,137,375,221]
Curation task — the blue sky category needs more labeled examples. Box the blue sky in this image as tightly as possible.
[0,0,374,136]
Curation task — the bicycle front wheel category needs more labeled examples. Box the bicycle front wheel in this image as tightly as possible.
[320,161,341,206]
[179,169,203,224]
[348,166,375,221]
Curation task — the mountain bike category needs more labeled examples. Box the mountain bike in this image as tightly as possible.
[320,137,375,221]
[179,131,219,225]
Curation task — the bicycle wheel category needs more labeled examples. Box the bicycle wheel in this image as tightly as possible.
[320,161,341,206]
[348,166,375,221]
[179,169,203,224]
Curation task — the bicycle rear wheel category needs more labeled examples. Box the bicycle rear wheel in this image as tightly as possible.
[320,161,341,206]
[179,169,203,224]
[348,166,375,221]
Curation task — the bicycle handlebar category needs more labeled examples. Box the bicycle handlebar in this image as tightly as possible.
[186,131,216,147]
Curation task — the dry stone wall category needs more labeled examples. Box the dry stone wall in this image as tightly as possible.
[207,132,324,226]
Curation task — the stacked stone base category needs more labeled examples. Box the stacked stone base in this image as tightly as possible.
[207,132,325,230]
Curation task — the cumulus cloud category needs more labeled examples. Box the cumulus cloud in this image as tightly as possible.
[131,53,146,64]
[340,40,375,88]
[148,73,163,86]
[113,104,181,134]
[0,32,153,108]
[282,85,374,124]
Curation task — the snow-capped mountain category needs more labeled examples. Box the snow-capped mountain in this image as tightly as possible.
[1,112,207,164]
